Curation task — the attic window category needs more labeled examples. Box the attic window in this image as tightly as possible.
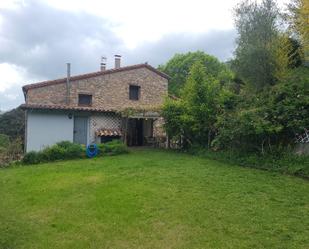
[129,85,140,100]
[78,94,92,106]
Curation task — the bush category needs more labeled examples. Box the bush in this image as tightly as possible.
[98,140,128,156]
[56,141,75,149]
[56,141,85,159]
[0,137,23,167]
[188,147,309,179]
[40,145,66,161]
[21,140,127,165]
[22,151,41,165]
[0,134,9,148]
[22,141,85,165]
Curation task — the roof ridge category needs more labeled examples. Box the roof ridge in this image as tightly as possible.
[22,63,169,92]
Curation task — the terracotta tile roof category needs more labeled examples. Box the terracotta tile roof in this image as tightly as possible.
[96,129,122,137]
[20,103,115,113]
[22,63,170,92]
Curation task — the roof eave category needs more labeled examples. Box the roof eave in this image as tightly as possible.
[20,104,116,113]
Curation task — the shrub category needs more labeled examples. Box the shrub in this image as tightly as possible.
[0,134,9,148]
[21,140,126,165]
[56,141,85,159]
[22,151,41,165]
[22,141,85,165]
[98,140,128,156]
[40,145,66,161]
[56,141,75,149]
[6,137,23,161]
[0,147,8,167]
[188,147,309,179]
[1,137,23,167]
[0,147,6,154]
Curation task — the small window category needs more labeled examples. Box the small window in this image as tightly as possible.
[78,94,92,106]
[129,85,140,100]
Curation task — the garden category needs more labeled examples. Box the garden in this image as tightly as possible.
[0,149,308,249]
[0,0,308,247]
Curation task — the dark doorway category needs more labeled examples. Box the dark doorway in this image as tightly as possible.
[127,118,144,146]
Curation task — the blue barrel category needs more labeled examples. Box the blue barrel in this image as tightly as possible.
[86,144,98,158]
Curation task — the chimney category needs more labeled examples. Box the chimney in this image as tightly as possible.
[114,54,121,69]
[100,56,106,71]
[66,63,71,105]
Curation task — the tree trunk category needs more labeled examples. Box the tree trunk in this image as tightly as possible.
[261,139,266,155]
[167,135,170,149]
[208,130,211,149]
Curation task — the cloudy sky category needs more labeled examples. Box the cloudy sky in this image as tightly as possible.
[0,0,289,110]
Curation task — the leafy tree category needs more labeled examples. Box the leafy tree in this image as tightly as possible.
[181,62,222,147]
[287,0,309,65]
[287,37,303,68]
[272,34,294,81]
[162,61,233,148]
[161,98,184,143]
[214,92,282,153]
[233,0,290,90]
[160,0,308,156]
[269,67,309,138]
[0,107,25,140]
[214,67,309,152]
[158,51,233,95]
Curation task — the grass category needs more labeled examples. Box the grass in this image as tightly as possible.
[0,149,308,249]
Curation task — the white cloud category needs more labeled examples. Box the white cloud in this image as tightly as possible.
[0,63,41,110]
[44,0,290,48]
[0,63,28,92]
[0,0,291,110]
[45,0,238,48]
[0,63,24,110]
[0,0,24,10]
[4,93,19,100]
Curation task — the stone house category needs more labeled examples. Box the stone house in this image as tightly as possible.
[21,56,169,152]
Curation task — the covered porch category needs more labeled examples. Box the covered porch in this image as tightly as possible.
[122,111,166,147]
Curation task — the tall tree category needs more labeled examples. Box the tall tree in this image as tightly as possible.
[162,61,228,148]
[158,51,233,95]
[181,62,221,147]
[233,0,290,90]
[287,0,309,65]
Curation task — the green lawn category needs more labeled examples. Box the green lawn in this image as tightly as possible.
[1,149,308,249]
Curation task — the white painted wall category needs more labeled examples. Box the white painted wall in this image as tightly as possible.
[26,112,74,152]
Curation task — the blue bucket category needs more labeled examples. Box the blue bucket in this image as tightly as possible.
[86,144,98,158]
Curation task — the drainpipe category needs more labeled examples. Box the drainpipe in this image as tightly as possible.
[66,63,71,105]
[24,110,28,153]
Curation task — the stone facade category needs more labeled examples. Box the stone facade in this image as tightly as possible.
[23,64,169,147]
[26,67,168,111]
[153,117,166,138]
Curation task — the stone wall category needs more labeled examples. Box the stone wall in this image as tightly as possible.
[153,117,166,138]
[26,67,168,111]
[153,117,166,147]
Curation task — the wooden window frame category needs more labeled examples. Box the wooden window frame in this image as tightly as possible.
[78,94,92,106]
[129,85,140,101]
